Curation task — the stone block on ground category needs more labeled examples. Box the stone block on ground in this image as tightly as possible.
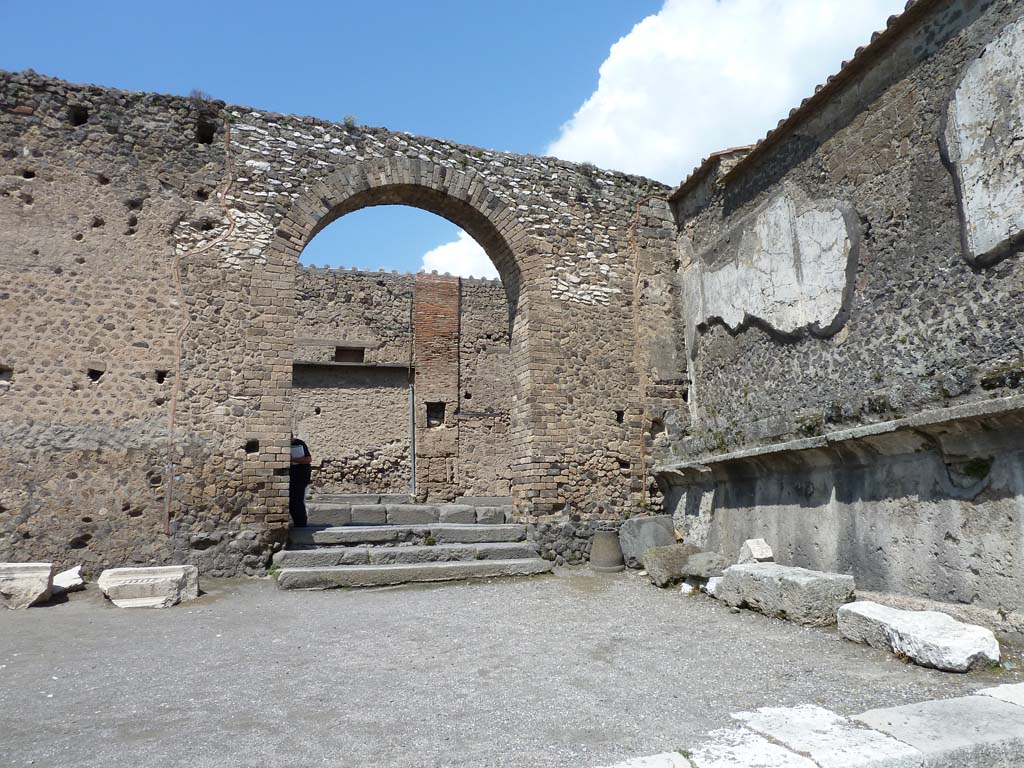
[690,727,817,767]
[618,515,675,569]
[737,538,774,564]
[684,552,729,579]
[838,600,1000,672]
[475,506,508,525]
[385,504,437,525]
[734,704,921,766]
[704,576,722,597]
[717,563,855,626]
[0,563,56,609]
[438,504,476,524]
[980,683,1024,708]
[349,504,387,525]
[97,565,199,608]
[52,565,85,595]
[641,543,701,587]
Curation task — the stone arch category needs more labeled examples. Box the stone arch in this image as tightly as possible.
[276,157,536,310]
[260,157,541,523]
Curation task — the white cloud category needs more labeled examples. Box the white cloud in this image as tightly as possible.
[547,0,909,185]
[420,231,499,279]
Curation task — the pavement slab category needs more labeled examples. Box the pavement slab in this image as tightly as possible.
[855,695,1024,759]
[734,704,921,767]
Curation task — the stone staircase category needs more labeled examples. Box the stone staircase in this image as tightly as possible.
[274,494,553,589]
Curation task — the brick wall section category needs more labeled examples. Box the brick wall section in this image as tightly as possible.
[412,273,461,499]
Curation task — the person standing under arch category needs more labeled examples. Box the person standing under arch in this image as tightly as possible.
[289,434,313,527]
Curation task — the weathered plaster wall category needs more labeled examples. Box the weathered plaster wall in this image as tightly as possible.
[294,266,413,364]
[0,69,677,575]
[664,0,1024,616]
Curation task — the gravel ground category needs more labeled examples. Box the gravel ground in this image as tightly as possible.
[2,569,1020,768]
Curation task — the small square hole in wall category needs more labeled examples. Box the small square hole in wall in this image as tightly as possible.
[615,409,625,424]
[155,369,168,384]
[196,117,216,145]
[0,365,12,383]
[334,346,364,363]
[68,104,89,126]
[426,402,446,428]
[87,368,105,382]
[314,406,322,416]
[244,439,260,454]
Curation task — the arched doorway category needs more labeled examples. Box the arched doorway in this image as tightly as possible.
[291,204,516,502]
[262,157,539,526]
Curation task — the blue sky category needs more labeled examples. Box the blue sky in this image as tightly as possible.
[1,0,659,274]
[3,0,907,277]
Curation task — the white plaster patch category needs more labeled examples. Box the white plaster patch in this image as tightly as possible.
[681,189,855,357]
[943,17,1024,265]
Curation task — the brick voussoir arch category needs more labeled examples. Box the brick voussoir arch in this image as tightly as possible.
[272,157,534,300]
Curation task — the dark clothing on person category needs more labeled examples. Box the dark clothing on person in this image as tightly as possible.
[289,438,312,527]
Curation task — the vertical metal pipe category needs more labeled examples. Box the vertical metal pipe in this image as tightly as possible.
[409,383,416,496]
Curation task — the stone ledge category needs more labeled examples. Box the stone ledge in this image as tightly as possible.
[656,394,1024,479]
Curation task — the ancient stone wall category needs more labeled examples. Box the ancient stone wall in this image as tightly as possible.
[292,364,411,495]
[663,0,1024,614]
[291,265,517,499]
[292,266,413,495]
[0,69,677,575]
[457,277,514,497]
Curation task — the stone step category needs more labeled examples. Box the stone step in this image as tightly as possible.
[275,541,541,568]
[276,558,554,590]
[455,495,514,507]
[312,493,414,505]
[305,503,513,527]
[290,523,528,547]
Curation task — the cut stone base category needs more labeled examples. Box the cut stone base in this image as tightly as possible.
[641,544,700,587]
[737,538,774,564]
[0,563,56,609]
[97,565,199,608]
[838,600,1000,672]
[717,563,855,626]
[618,515,675,568]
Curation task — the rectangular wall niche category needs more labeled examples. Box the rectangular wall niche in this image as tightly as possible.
[426,401,446,428]
[333,346,365,363]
